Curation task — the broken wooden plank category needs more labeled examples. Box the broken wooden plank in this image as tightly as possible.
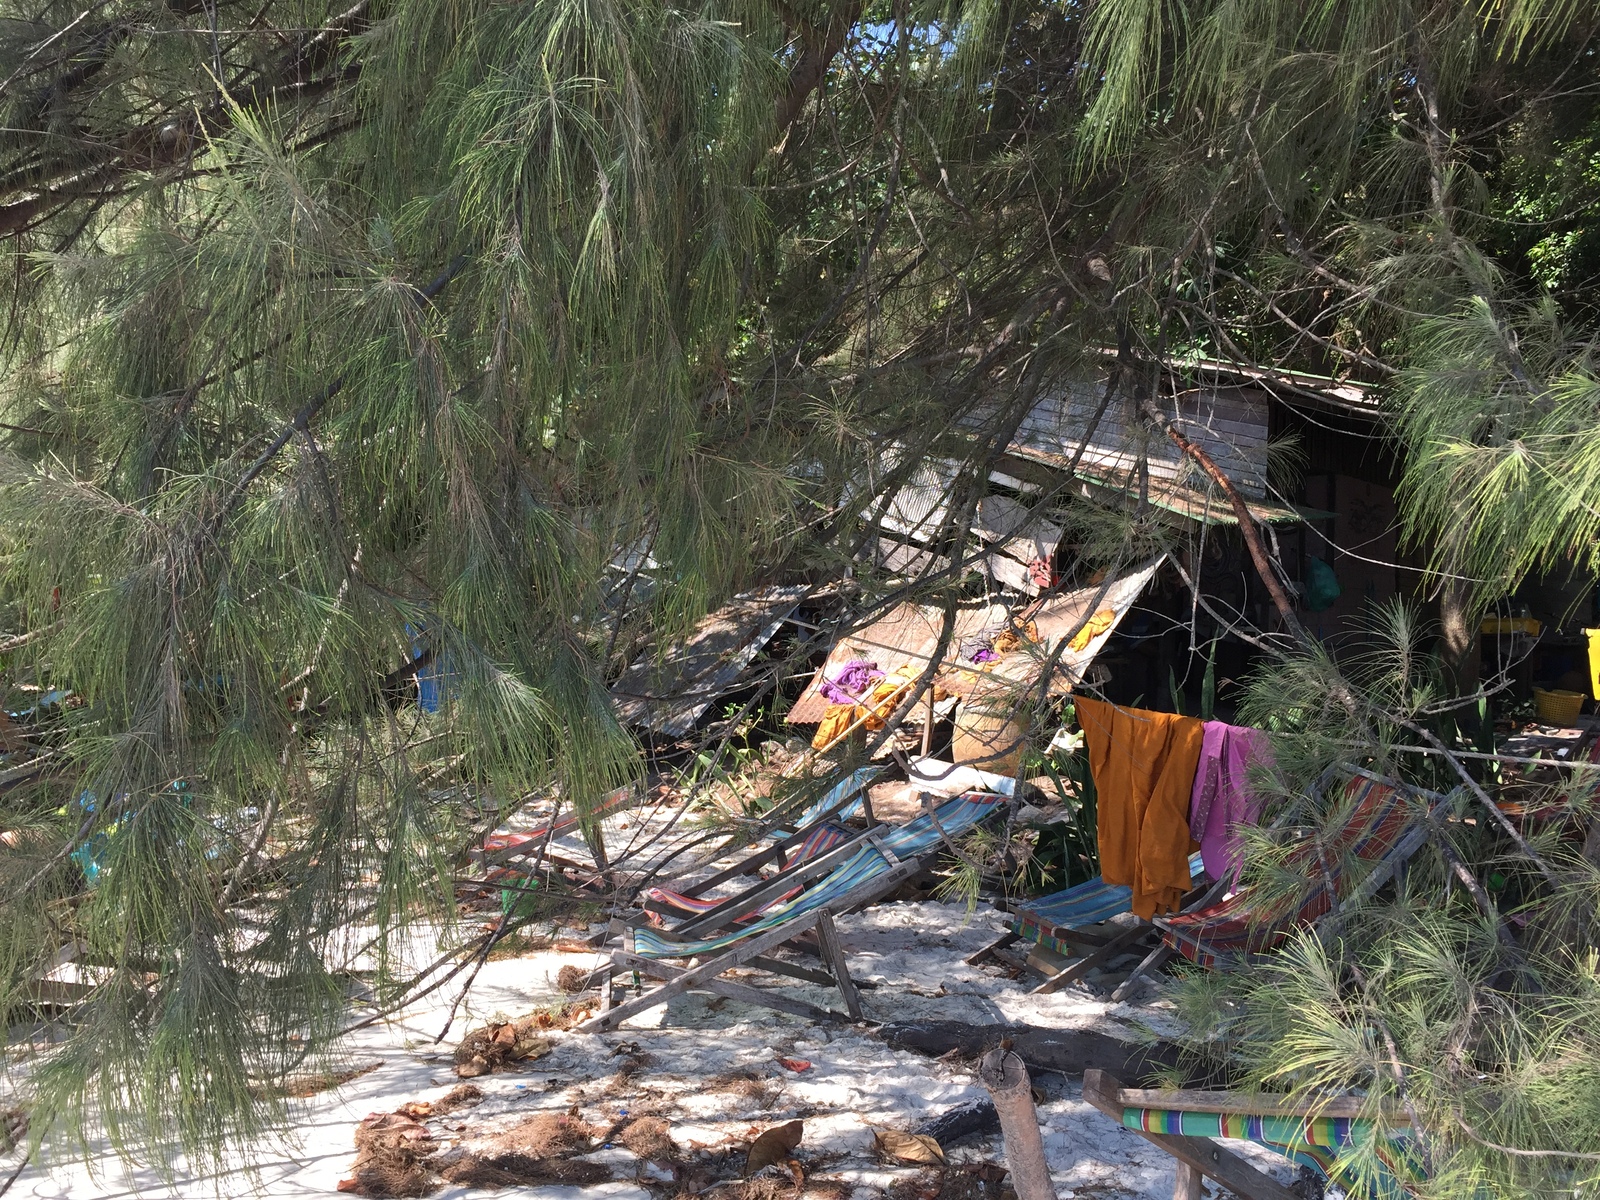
[973,493,1062,561]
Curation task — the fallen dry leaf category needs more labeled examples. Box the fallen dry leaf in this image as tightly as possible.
[776,1057,811,1072]
[396,1083,483,1120]
[872,1128,946,1165]
[742,1119,803,1176]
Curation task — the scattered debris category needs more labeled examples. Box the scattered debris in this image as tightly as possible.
[336,1111,439,1197]
[395,1084,482,1119]
[452,1002,596,1077]
[887,1162,1014,1200]
[435,1152,610,1189]
[706,1067,781,1107]
[611,585,809,738]
[616,1113,676,1160]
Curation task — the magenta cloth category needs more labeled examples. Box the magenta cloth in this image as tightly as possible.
[819,659,883,705]
[1188,721,1273,884]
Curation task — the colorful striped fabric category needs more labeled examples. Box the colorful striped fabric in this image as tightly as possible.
[788,766,879,829]
[1159,774,1420,968]
[1120,1107,1416,1198]
[1013,852,1204,958]
[643,822,854,919]
[633,791,1007,960]
[479,786,635,857]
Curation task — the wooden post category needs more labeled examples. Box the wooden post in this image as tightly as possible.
[977,1046,1058,1200]
[1173,1161,1202,1200]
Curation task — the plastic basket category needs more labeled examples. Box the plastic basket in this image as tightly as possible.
[1533,687,1585,725]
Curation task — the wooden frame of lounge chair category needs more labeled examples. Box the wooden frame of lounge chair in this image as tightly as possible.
[637,768,883,924]
[579,854,927,1031]
[639,818,858,924]
[654,812,943,941]
[578,792,1009,1032]
[1082,1069,1410,1200]
[967,854,1219,995]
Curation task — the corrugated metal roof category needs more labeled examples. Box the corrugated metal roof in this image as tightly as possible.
[611,585,809,738]
[785,559,1163,724]
[1004,445,1303,525]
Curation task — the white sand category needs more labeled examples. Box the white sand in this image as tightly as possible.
[8,900,1300,1200]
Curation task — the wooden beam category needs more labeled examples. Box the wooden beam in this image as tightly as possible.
[966,929,1021,965]
[1033,923,1150,995]
[608,950,834,1023]
[1101,1082,1404,1122]
[816,909,862,1020]
[1110,944,1174,1002]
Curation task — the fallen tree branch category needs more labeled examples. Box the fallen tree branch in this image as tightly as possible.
[1138,396,1308,643]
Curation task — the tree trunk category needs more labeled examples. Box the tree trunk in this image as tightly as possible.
[1440,573,1480,696]
[977,1047,1058,1200]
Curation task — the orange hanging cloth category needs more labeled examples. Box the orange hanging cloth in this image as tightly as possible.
[1074,696,1204,919]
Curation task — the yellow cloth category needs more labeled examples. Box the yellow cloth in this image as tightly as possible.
[1587,629,1600,701]
[991,621,1038,657]
[1075,696,1203,919]
[811,665,945,751]
[1067,608,1116,653]
[812,703,858,751]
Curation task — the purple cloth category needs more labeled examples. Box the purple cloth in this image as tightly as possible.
[959,636,995,663]
[1189,721,1273,884]
[819,659,882,705]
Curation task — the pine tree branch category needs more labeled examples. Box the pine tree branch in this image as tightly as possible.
[208,254,468,536]
[0,1,370,232]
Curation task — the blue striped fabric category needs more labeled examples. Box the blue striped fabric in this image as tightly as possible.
[1014,852,1203,952]
[643,822,853,917]
[633,791,1006,959]
[790,766,879,828]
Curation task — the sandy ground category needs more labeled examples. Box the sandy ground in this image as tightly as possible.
[7,897,1303,1200]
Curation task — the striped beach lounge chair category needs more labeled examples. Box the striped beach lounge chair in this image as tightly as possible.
[641,819,857,924]
[580,790,1008,1032]
[968,852,1210,994]
[473,783,638,866]
[1084,1070,1418,1200]
[1151,772,1435,974]
[635,766,881,927]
